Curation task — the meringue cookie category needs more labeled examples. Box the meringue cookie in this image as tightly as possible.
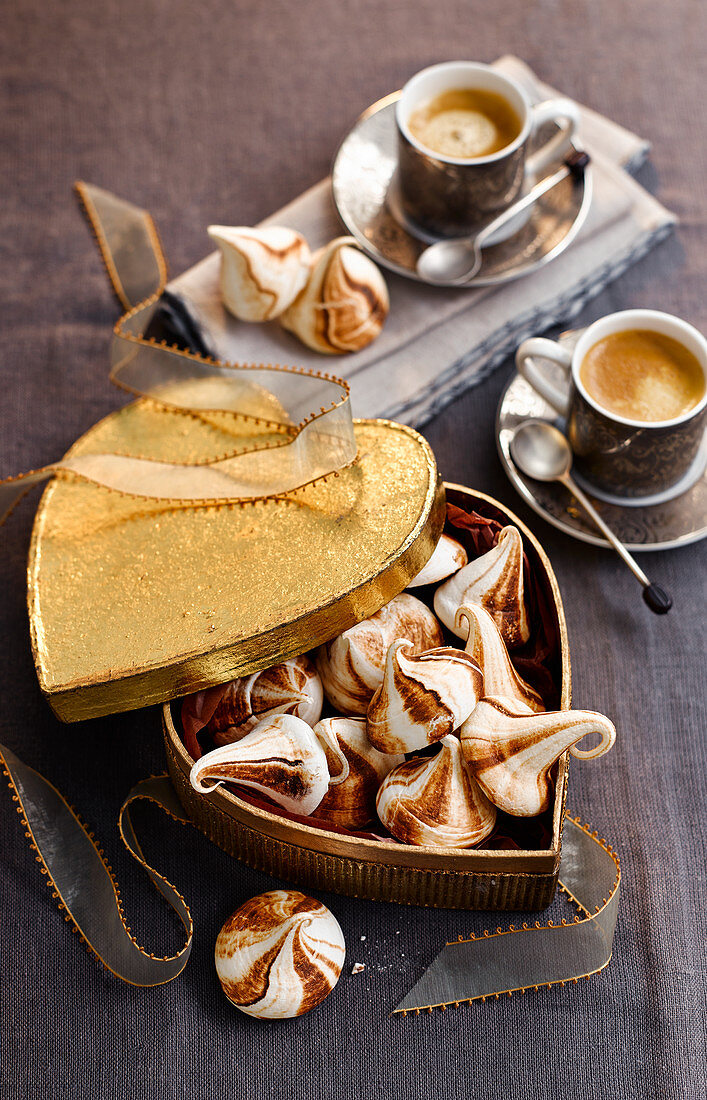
[407,533,468,588]
[208,656,323,746]
[280,237,389,354]
[313,717,404,829]
[215,889,345,1018]
[435,525,530,648]
[314,593,444,715]
[460,696,616,816]
[456,604,544,714]
[367,640,483,754]
[208,225,311,321]
[376,735,496,848]
[190,713,332,815]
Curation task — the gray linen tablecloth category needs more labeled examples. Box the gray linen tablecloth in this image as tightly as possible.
[1,2,705,1098]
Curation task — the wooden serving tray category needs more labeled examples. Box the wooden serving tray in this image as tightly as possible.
[163,485,571,911]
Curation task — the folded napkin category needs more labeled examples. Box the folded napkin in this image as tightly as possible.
[167,56,675,427]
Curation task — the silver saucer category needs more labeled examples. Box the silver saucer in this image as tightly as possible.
[331,92,592,288]
[496,330,707,551]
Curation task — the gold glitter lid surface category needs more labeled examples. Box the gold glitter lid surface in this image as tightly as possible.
[27,402,444,722]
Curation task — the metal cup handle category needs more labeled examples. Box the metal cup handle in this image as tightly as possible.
[515,337,572,417]
[526,98,582,179]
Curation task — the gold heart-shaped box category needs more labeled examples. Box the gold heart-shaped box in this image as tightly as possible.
[163,485,571,912]
[27,402,443,721]
[28,401,570,910]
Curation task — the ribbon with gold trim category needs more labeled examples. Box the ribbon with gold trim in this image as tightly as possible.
[0,182,357,523]
[1,185,621,1006]
[1,739,619,999]
[1,743,193,985]
[394,814,620,1013]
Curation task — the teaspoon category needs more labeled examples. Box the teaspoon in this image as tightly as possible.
[416,150,590,285]
[509,419,672,614]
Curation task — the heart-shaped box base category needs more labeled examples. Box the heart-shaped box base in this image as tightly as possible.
[163,485,571,911]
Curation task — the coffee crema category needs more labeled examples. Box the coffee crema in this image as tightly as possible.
[579,329,706,422]
[407,88,522,159]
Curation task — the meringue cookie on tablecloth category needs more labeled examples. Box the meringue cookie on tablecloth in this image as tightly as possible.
[207,225,311,322]
[215,890,345,1019]
[280,237,389,354]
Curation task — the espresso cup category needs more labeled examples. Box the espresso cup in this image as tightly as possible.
[396,61,580,238]
[515,310,707,498]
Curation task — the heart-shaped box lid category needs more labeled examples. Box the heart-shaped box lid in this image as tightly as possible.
[28,401,444,722]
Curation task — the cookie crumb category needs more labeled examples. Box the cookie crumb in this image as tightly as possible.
[351,963,366,975]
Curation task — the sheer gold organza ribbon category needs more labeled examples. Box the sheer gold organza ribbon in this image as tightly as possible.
[1,738,620,1000]
[0,182,357,523]
[1,185,621,1007]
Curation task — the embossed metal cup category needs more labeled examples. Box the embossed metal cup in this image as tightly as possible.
[396,62,580,239]
[516,310,707,499]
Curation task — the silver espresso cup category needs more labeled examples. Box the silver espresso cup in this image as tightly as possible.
[516,310,707,498]
[396,61,580,239]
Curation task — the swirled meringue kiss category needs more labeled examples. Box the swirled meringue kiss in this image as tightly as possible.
[455,604,544,713]
[461,697,616,816]
[190,713,346,815]
[207,225,311,321]
[407,533,467,588]
[280,237,389,354]
[314,593,444,715]
[376,735,496,847]
[435,525,530,648]
[215,890,345,1019]
[313,717,404,829]
[207,655,323,746]
[366,640,482,754]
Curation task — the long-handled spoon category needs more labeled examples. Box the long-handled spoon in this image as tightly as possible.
[509,419,672,614]
[416,150,590,285]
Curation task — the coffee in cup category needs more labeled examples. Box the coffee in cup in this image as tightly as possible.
[515,310,707,499]
[578,329,706,423]
[396,62,580,239]
[407,88,523,160]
